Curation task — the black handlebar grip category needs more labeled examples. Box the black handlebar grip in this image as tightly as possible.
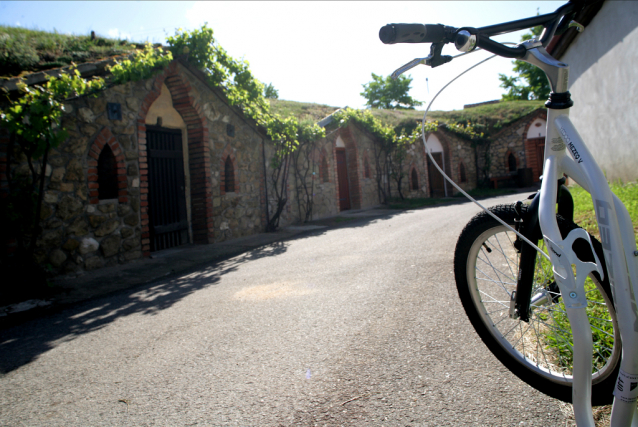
[379,23,445,44]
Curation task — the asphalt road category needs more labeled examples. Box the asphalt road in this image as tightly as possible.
[0,193,571,426]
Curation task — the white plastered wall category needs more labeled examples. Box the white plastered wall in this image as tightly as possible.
[561,1,638,182]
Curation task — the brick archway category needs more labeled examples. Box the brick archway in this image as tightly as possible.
[137,62,213,255]
[334,127,362,210]
[423,131,453,197]
[522,110,547,182]
[87,127,127,204]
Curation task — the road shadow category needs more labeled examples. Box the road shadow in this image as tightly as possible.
[0,241,287,374]
[0,191,531,374]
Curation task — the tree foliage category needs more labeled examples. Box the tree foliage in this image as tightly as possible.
[263,83,278,99]
[499,26,550,101]
[361,73,423,110]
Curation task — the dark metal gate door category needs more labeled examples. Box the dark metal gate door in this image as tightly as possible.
[147,126,189,252]
[336,148,351,211]
[428,152,446,198]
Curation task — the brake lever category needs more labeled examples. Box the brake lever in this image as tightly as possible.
[390,42,453,80]
[391,57,429,80]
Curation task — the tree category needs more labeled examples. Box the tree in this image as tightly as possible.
[263,82,278,99]
[499,25,551,101]
[361,73,423,109]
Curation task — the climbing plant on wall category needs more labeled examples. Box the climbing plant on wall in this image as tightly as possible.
[0,44,173,300]
[332,108,442,201]
[166,25,326,230]
[0,66,106,300]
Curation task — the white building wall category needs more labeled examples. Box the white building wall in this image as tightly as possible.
[561,1,638,182]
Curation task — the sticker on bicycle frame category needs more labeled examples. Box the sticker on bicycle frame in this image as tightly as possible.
[551,137,565,152]
[613,370,638,403]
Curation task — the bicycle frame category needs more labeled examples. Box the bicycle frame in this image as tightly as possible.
[384,4,638,422]
[539,97,638,426]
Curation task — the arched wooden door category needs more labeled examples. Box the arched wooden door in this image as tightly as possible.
[427,152,446,198]
[528,137,545,181]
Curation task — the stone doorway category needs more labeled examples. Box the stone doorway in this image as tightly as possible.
[147,126,189,251]
[428,152,446,198]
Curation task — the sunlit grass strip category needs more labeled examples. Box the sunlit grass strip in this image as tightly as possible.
[570,180,638,245]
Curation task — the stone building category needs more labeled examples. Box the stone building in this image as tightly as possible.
[1,58,270,275]
[1,54,547,277]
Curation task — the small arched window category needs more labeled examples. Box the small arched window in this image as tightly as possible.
[321,156,329,183]
[98,144,118,200]
[460,162,467,183]
[508,153,517,172]
[411,168,419,190]
[224,156,235,193]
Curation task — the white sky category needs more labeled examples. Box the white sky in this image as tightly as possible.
[1,1,566,111]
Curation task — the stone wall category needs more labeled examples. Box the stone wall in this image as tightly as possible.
[30,80,147,274]
[440,130,478,194]
[487,119,529,179]
[1,55,547,277]
[176,64,266,242]
[2,60,270,276]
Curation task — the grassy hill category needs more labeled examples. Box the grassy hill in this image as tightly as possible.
[0,26,149,77]
[371,100,545,135]
[267,99,340,124]
[269,98,545,137]
[1,25,543,131]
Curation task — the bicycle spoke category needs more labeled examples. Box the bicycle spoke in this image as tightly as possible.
[530,316,558,375]
[479,243,518,282]
[456,206,618,401]
[477,245,513,286]
[492,233,517,280]
[476,276,517,286]
[475,262,516,294]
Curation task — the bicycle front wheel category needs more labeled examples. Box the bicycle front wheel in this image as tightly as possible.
[453,204,621,405]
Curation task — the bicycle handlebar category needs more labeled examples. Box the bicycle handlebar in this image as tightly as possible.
[378,1,582,61]
[378,24,446,44]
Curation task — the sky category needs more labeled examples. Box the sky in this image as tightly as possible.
[0,1,566,112]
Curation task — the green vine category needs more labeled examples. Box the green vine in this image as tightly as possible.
[444,121,485,141]
[0,65,106,301]
[166,25,325,150]
[107,42,173,84]
[166,25,325,230]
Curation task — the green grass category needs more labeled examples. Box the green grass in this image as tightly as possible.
[539,181,637,391]
[369,100,545,137]
[570,180,638,245]
[0,25,146,77]
[266,98,545,137]
[268,99,339,124]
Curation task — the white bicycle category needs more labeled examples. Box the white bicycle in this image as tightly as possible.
[380,2,638,426]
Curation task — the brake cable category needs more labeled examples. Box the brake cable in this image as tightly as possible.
[417,44,551,260]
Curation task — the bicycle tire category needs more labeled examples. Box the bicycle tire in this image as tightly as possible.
[453,203,621,405]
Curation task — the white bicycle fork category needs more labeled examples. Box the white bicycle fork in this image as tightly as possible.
[540,109,638,427]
